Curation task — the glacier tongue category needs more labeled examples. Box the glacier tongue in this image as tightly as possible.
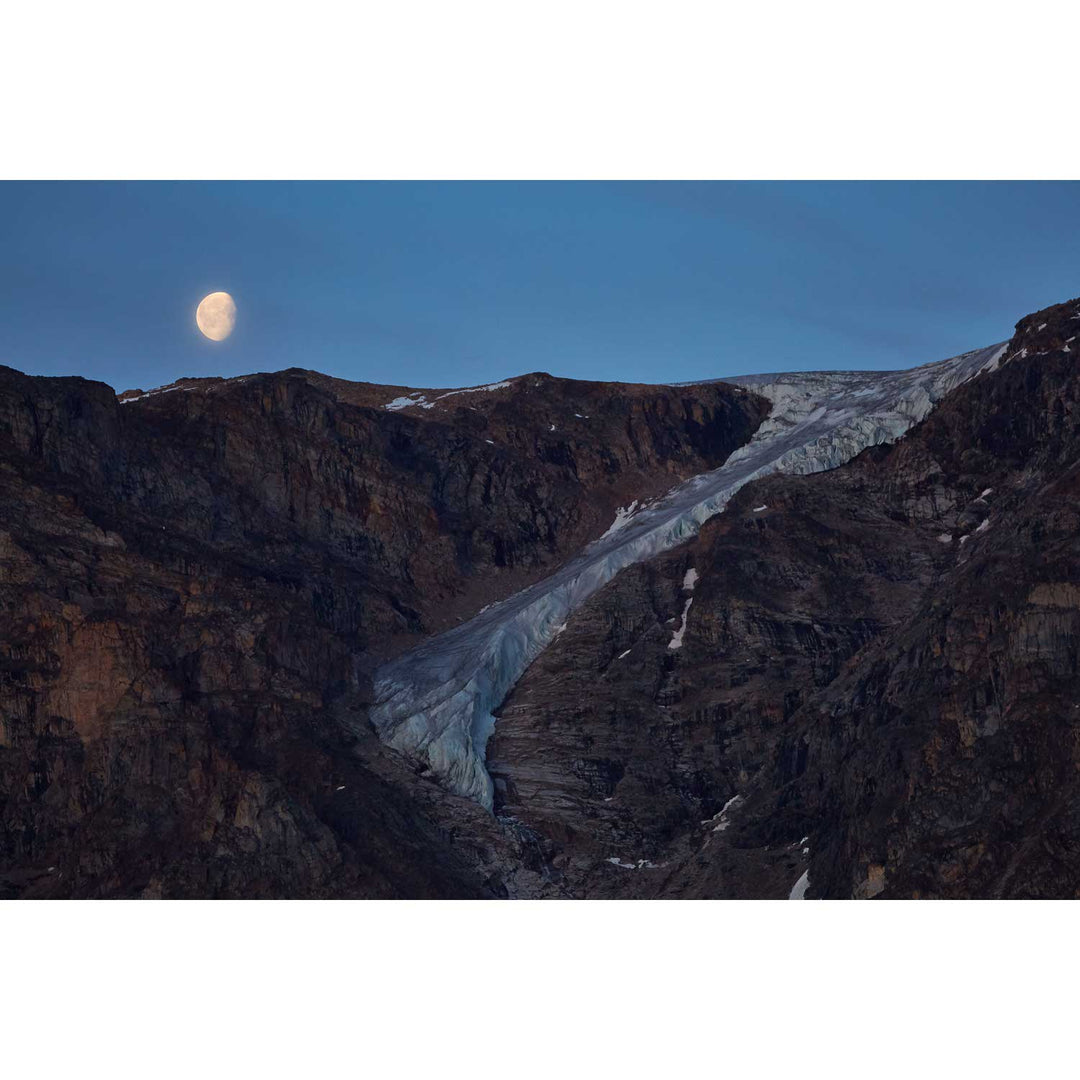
[366,343,1007,810]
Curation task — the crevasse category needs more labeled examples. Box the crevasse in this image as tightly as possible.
[366,343,1007,810]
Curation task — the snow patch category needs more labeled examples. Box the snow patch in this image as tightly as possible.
[607,857,660,870]
[789,869,811,900]
[445,380,513,398]
[978,343,1009,374]
[682,568,699,591]
[708,793,744,832]
[119,383,197,405]
[753,505,768,512]
[668,598,693,650]
[601,501,640,539]
[617,649,631,660]
[384,380,513,411]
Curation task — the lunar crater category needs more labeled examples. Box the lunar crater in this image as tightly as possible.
[196,291,236,341]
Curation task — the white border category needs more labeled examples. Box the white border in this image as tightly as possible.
[4,4,1078,1076]
[4,2,1079,179]
[4,899,1077,1078]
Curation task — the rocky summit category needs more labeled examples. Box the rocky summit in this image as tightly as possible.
[4,297,1080,898]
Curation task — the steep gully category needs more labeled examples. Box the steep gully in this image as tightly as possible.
[368,343,1008,809]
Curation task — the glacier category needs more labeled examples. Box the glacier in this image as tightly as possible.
[366,343,1007,810]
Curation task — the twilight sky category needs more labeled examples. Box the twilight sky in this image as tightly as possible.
[2,181,1078,393]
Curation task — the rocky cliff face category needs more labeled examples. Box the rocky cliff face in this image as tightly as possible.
[0,363,762,897]
[802,300,1080,898]
[373,345,1002,812]
[485,298,1080,898]
[6,295,1080,899]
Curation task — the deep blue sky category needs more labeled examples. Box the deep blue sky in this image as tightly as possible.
[2,181,1078,393]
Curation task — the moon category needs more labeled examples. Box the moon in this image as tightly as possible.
[195,291,236,341]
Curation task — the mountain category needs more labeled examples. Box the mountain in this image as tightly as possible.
[3,296,1080,898]
[0,364,761,897]
[374,345,1005,812]
[491,301,1080,898]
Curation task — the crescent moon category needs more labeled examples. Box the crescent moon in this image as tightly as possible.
[196,291,237,341]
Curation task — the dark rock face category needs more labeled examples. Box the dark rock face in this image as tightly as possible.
[802,300,1080,899]
[487,459,935,897]
[487,297,1080,899]
[8,295,1080,900]
[0,364,763,898]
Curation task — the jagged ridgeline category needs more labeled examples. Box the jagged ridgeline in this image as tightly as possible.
[0,365,764,897]
[4,296,1080,898]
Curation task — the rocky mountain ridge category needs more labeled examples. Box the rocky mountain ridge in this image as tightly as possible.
[487,297,1080,898]
[4,296,1080,898]
[0,362,760,897]
[372,344,1004,811]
